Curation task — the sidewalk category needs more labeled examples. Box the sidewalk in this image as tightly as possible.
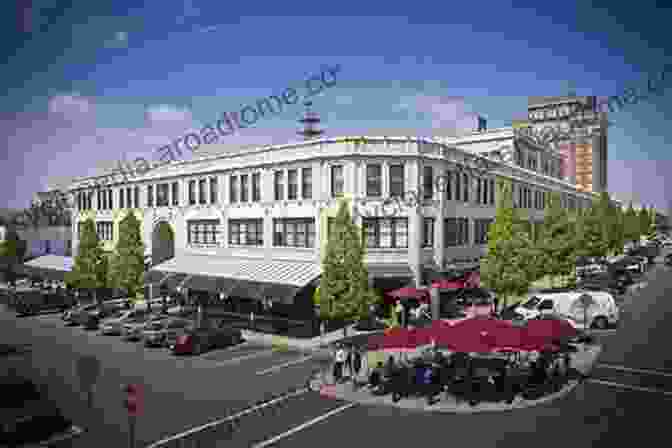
[240,324,367,353]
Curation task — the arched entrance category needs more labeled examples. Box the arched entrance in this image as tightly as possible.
[151,221,175,266]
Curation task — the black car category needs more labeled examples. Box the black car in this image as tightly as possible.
[665,253,672,266]
[172,325,243,355]
[14,291,76,316]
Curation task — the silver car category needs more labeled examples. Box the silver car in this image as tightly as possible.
[100,309,149,336]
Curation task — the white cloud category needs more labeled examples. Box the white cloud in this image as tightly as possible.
[145,105,194,125]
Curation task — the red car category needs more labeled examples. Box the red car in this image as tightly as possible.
[172,326,243,355]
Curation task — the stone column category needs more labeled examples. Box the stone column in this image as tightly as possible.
[430,287,440,321]
[409,206,423,287]
[435,170,446,268]
[264,209,273,262]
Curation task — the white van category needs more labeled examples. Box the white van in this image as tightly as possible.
[515,290,619,330]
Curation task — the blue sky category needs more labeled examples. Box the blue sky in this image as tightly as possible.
[1,0,670,211]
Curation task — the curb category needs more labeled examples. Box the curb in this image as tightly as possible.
[319,379,581,414]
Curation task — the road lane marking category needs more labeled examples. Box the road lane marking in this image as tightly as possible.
[252,403,356,448]
[587,379,672,396]
[145,387,310,448]
[596,364,672,378]
[203,349,277,367]
[256,355,315,376]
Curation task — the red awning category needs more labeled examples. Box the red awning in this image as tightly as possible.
[524,318,577,341]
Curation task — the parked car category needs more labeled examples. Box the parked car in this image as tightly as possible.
[142,318,193,347]
[665,253,672,266]
[577,270,631,295]
[63,304,98,325]
[14,291,76,316]
[121,314,165,341]
[0,379,81,447]
[514,290,619,330]
[171,325,243,355]
[99,308,149,335]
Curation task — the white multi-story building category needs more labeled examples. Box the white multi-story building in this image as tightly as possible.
[62,134,596,317]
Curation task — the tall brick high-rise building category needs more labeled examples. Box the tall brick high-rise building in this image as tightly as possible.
[525,95,608,193]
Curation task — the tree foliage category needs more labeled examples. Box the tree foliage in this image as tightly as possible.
[481,181,534,309]
[320,199,377,321]
[110,212,145,300]
[70,218,108,304]
[538,192,577,282]
[623,203,640,244]
[575,200,609,259]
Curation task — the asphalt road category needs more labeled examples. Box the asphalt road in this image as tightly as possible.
[1,255,670,448]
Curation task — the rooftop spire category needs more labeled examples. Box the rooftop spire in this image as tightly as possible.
[297,101,324,140]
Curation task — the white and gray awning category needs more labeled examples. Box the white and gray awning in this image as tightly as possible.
[23,255,74,281]
[147,254,321,301]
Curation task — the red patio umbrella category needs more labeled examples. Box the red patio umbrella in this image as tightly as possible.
[482,325,526,352]
[524,318,577,341]
[385,287,430,303]
[465,271,481,288]
[431,279,467,290]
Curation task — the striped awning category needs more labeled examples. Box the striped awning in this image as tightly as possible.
[147,254,321,301]
[366,264,413,278]
[23,255,73,282]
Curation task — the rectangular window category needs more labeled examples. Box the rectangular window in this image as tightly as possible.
[147,185,154,207]
[423,218,434,248]
[489,180,495,205]
[475,218,494,245]
[119,189,125,209]
[445,171,453,200]
[366,164,382,197]
[210,177,218,204]
[462,173,469,202]
[274,171,284,201]
[156,184,169,207]
[108,190,113,209]
[189,180,196,205]
[459,218,470,245]
[444,218,459,247]
[476,179,482,205]
[240,175,249,202]
[389,165,404,197]
[187,220,219,245]
[482,179,488,205]
[301,168,312,199]
[423,166,433,200]
[126,188,132,208]
[331,165,344,197]
[252,173,261,202]
[198,179,206,204]
[288,169,298,200]
[229,176,238,203]
[133,187,139,208]
[272,218,316,248]
[172,182,179,206]
[455,172,461,202]
[96,222,113,241]
[228,219,263,246]
[361,218,408,248]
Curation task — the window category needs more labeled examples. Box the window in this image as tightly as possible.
[229,176,238,203]
[134,187,139,208]
[462,173,469,202]
[366,164,382,197]
[423,218,434,247]
[252,173,261,202]
[96,190,102,210]
[301,168,312,199]
[198,179,206,204]
[423,166,433,200]
[172,182,179,206]
[476,179,482,205]
[331,165,344,197]
[96,222,113,241]
[189,181,196,205]
[273,218,316,248]
[482,178,488,205]
[455,172,461,201]
[108,190,113,209]
[274,171,284,200]
[288,169,298,200]
[444,218,469,246]
[119,189,125,209]
[475,219,494,245]
[389,165,404,197]
[147,185,154,207]
[489,179,495,205]
[210,177,218,204]
[240,175,249,202]
[228,219,263,246]
[362,218,408,248]
[445,171,453,200]
[187,220,219,245]
[156,184,169,207]
[127,188,132,208]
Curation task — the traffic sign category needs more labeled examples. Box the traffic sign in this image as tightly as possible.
[123,383,143,417]
[76,355,100,391]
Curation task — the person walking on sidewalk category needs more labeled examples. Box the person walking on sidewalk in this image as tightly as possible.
[334,344,347,383]
[394,300,404,327]
[351,347,363,388]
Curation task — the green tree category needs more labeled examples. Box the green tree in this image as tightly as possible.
[70,218,108,305]
[539,192,577,286]
[320,199,377,322]
[481,181,534,311]
[110,212,145,301]
[0,227,27,286]
[623,203,640,245]
[639,206,654,238]
[575,201,609,259]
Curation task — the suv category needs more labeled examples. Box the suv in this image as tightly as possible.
[515,290,619,330]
